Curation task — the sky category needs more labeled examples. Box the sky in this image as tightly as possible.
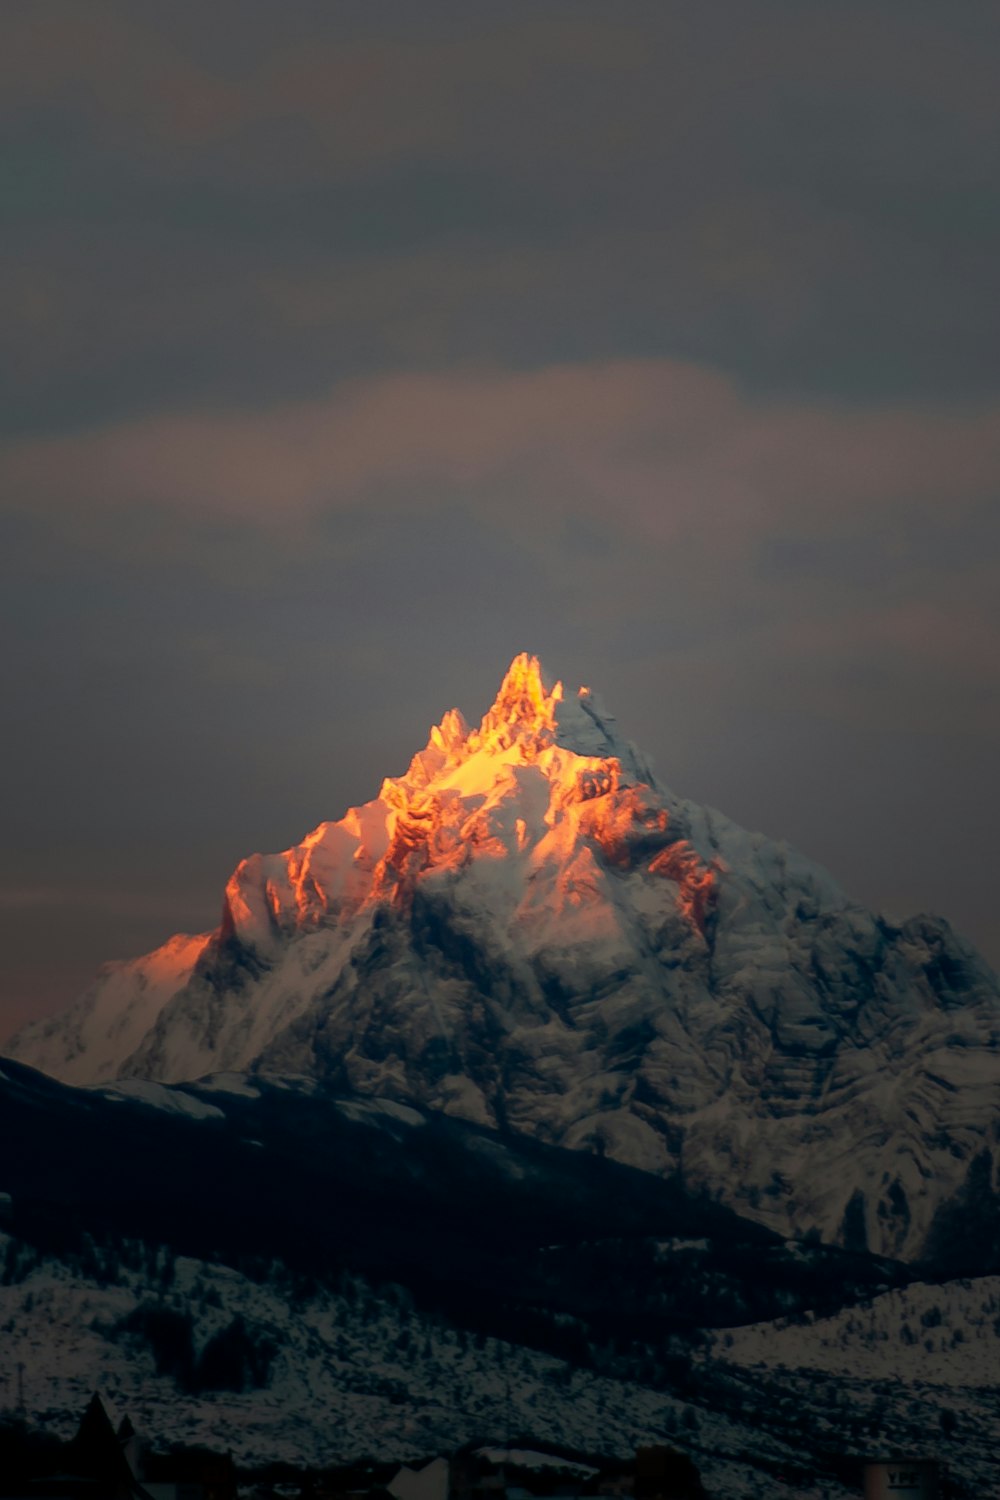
[2,0,999,1045]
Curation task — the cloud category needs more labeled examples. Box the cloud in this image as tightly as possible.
[6,356,998,762]
[5,3,997,185]
[3,0,999,440]
[5,359,999,546]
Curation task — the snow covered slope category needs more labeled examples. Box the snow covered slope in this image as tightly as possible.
[706,1273,1000,1389]
[0,1236,936,1500]
[5,1237,997,1498]
[8,655,1000,1262]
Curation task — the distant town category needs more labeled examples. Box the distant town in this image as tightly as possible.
[0,1393,944,1500]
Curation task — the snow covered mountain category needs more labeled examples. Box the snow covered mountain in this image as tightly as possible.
[8,654,1000,1262]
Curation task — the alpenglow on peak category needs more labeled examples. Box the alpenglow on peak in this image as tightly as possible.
[396,653,654,789]
[8,652,999,1266]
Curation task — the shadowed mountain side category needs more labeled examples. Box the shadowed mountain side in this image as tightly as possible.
[0,1059,918,1353]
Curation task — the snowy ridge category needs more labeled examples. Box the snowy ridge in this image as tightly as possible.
[706,1275,1000,1388]
[12,932,212,1087]
[8,654,1000,1261]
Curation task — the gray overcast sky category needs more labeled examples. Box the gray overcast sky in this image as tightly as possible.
[2,0,999,1044]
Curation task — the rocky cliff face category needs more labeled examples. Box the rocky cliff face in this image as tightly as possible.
[9,654,1000,1261]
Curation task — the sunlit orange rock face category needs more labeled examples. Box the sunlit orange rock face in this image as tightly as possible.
[221,653,717,951]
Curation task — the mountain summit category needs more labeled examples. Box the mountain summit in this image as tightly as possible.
[8,654,999,1261]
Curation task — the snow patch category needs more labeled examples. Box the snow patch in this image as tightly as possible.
[255,1075,318,1094]
[336,1097,426,1129]
[194,1074,261,1098]
[98,1080,225,1121]
[476,1449,599,1476]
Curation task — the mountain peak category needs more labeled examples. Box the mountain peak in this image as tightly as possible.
[395,654,639,798]
[477,652,563,751]
[467,652,570,763]
[10,653,1000,1267]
